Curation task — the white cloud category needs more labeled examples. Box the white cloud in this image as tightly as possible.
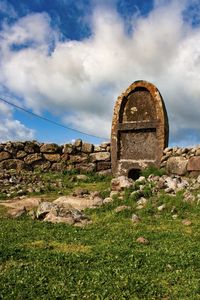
[0,102,35,142]
[0,0,17,19]
[0,1,200,144]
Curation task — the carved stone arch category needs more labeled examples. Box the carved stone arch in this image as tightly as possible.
[111,80,169,177]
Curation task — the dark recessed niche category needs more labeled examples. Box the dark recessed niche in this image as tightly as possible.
[128,168,141,180]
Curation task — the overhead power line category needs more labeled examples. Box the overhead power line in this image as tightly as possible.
[0,96,109,140]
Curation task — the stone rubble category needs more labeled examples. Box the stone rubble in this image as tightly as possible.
[1,166,200,226]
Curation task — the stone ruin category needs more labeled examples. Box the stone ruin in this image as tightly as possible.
[111,80,169,178]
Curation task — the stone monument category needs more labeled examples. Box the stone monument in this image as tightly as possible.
[111,80,169,178]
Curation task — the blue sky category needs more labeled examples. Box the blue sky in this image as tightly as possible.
[0,0,200,146]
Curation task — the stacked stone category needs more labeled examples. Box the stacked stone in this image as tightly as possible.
[161,146,200,176]
[0,140,111,173]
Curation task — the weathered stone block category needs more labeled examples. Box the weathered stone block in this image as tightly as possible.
[24,153,43,165]
[94,146,101,152]
[61,154,70,162]
[196,148,200,156]
[96,161,111,171]
[40,143,59,153]
[24,141,40,153]
[69,155,88,163]
[74,139,82,148]
[14,142,25,150]
[4,142,17,155]
[0,159,29,171]
[51,162,65,171]
[82,142,94,153]
[76,163,96,173]
[98,169,112,176]
[100,142,110,149]
[0,151,11,162]
[32,161,51,171]
[187,157,200,171]
[166,157,188,175]
[89,152,111,162]
[43,154,61,162]
[63,144,75,154]
[16,151,27,159]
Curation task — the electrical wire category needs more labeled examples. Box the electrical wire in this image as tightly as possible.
[0,96,109,140]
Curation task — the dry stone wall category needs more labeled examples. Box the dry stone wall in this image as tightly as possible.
[0,140,111,174]
[0,140,200,177]
[162,146,200,176]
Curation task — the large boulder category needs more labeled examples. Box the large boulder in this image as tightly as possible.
[111,176,133,191]
[43,213,75,225]
[187,157,200,171]
[89,152,111,162]
[53,194,103,210]
[40,143,59,153]
[0,151,11,162]
[24,153,43,165]
[82,142,94,153]
[24,141,40,153]
[43,154,61,162]
[0,159,28,171]
[62,144,75,154]
[36,202,56,219]
[69,155,88,163]
[76,163,96,173]
[51,162,65,171]
[32,160,51,171]
[166,157,188,175]
[74,139,82,148]
[16,151,27,159]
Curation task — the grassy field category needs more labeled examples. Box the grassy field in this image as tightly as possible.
[0,172,200,299]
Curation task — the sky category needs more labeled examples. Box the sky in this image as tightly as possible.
[0,0,200,146]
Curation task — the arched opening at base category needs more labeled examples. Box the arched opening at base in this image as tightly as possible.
[128,168,141,180]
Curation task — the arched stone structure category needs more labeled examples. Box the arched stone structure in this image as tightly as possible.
[111,80,169,177]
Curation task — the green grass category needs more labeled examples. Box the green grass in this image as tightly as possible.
[1,175,200,299]
[141,166,166,178]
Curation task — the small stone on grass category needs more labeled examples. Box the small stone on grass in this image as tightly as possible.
[136,237,149,245]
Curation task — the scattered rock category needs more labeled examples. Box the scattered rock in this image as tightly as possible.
[110,191,119,198]
[135,176,146,183]
[103,197,113,204]
[76,174,88,181]
[111,176,133,192]
[114,205,131,213]
[36,202,56,219]
[137,197,148,206]
[182,219,192,226]
[131,214,141,224]
[183,191,195,203]
[8,207,26,218]
[157,204,166,212]
[44,213,75,225]
[136,237,149,245]
[73,188,89,197]
[172,214,178,219]
[136,204,145,210]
